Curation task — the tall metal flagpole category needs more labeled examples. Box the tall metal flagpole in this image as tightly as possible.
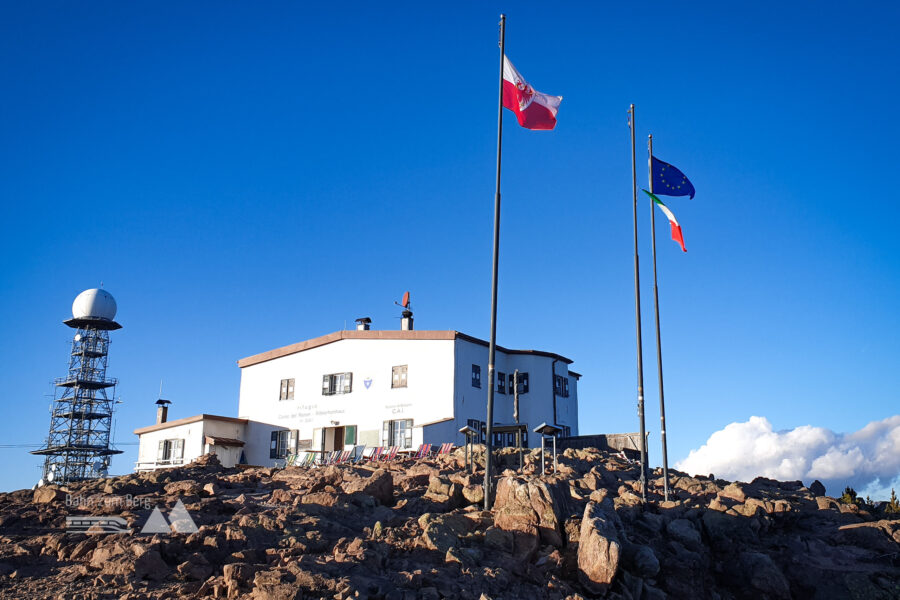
[628,105,648,503]
[648,135,670,502]
[484,13,506,511]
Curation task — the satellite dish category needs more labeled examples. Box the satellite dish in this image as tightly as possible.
[46,470,55,483]
[74,333,82,342]
[401,291,410,308]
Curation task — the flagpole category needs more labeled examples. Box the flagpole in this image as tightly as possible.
[484,13,505,511]
[648,135,670,502]
[628,105,648,503]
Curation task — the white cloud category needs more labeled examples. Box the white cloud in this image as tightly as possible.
[675,415,900,499]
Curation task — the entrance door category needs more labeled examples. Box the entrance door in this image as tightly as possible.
[332,427,344,451]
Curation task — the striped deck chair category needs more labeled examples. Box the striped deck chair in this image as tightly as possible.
[368,447,384,462]
[351,445,367,464]
[414,443,431,459]
[437,442,454,456]
[383,446,399,461]
[297,451,315,467]
[320,450,339,466]
[335,450,352,464]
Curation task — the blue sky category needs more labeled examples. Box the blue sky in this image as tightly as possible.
[2,2,899,495]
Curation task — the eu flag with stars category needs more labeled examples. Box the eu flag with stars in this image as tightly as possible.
[652,156,695,199]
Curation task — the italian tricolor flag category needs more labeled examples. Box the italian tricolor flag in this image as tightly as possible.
[643,190,687,252]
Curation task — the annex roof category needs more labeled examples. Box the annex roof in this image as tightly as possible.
[133,414,248,435]
[237,330,574,368]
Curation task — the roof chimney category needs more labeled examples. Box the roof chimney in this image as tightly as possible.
[155,399,171,424]
[401,309,414,331]
[355,317,372,331]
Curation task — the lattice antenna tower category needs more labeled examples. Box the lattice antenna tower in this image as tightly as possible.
[31,289,123,484]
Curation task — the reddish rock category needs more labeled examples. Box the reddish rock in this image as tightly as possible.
[577,501,621,595]
[342,469,393,505]
[32,486,65,504]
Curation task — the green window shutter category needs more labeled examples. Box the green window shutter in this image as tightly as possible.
[344,425,357,445]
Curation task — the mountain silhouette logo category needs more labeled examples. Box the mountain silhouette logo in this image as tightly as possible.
[139,500,198,534]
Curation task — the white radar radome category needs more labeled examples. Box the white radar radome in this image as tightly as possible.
[72,288,117,321]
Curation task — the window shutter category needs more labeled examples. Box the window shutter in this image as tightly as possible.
[174,439,184,459]
[287,379,295,399]
[403,420,413,448]
[157,440,166,462]
[270,430,278,459]
[290,430,299,450]
[312,428,323,453]
[382,421,390,446]
[343,372,352,393]
[344,425,356,445]
[322,375,330,395]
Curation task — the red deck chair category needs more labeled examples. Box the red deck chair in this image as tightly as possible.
[437,442,453,455]
[369,446,384,461]
[384,446,399,461]
[414,443,431,459]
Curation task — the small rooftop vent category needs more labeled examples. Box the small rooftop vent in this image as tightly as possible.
[355,317,372,331]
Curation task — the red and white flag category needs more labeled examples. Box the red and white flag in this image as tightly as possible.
[502,56,562,130]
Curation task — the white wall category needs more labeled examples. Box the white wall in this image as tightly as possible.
[451,339,577,448]
[136,421,205,470]
[203,419,248,467]
[238,338,456,465]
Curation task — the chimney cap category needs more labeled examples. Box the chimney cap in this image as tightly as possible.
[355,317,372,324]
[155,398,172,406]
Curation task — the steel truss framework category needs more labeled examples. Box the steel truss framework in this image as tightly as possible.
[32,317,122,483]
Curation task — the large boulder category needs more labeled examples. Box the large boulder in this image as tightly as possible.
[342,469,393,505]
[419,513,472,553]
[577,500,621,595]
[33,486,65,504]
[492,476,570,548]
[666,518,702,551]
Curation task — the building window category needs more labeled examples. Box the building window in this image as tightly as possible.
[497,372,506,394]
[157,439,184,464]
[392,365,408,388]
[519,372,529,394]
[471,365,481,388]
[270,430,291,459]
[383,419,413,449]
[553,375,570,398]
[322,372,352,395]
[467,418,486,443]
[279,378,295,401]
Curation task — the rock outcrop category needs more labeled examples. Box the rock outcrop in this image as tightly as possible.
[0,449,897,599]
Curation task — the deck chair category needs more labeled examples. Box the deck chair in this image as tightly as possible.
[414,443,431,459]
[384,446,399,461]
[320,450,338,466]
[296,451,314,467]
[351,445,366,463]
[368,446,384,461]
[335,450,352,464]
[437,442,454,456]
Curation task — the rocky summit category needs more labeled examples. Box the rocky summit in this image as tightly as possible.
[0,448,898,599]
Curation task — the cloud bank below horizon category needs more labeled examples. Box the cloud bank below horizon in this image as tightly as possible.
[675,415,900,499]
